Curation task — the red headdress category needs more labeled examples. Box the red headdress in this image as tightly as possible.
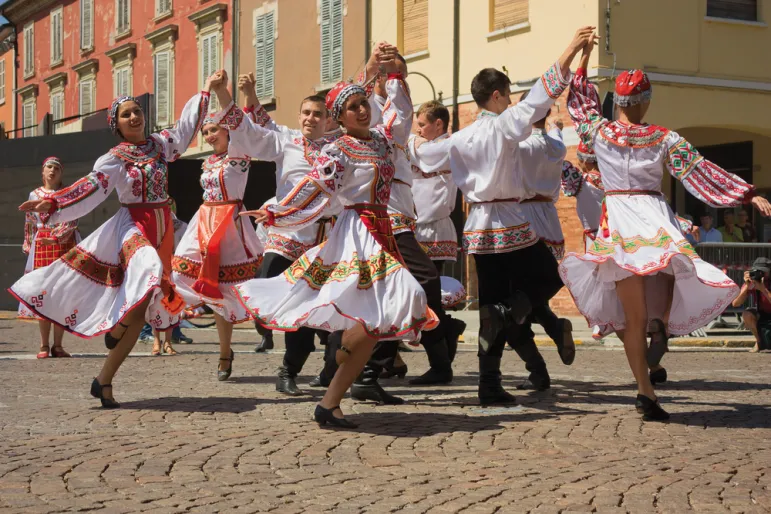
[613,69,652,106]
[326,81,366,120]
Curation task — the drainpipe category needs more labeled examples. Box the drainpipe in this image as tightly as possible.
[232,0,239,103]
[451,0,459,132]
[365,0,371,60]
[12,35,17,137]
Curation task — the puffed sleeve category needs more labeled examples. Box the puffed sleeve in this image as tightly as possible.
[560,161,584,198]
[566,68,607,152]
[49,220,79,242]
[47,154,120,224]
[377,74,413,146]
[665,131,756,207]
[154,92,210,162]
[216,101,285,161]
[22,201,36,255]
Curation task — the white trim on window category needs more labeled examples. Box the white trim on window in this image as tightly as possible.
[156,0,172,18]
[116,0,131,35]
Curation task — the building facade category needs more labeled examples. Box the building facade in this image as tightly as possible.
[370,0,771,314]
[234,0,367,127]
[0,24,15,138]
[1,0,233,151]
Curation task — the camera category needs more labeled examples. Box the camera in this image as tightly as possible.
[750,268,766,282]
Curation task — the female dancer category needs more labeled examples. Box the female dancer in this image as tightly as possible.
[171,96,264,381]
[20,157,80,359]
[212,60,436,428]
[11,86,212,408]
[560,38,771,421]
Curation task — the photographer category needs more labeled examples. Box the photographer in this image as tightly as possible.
[732,257,771,353]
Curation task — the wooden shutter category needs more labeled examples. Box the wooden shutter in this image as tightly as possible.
[254,11,275,98]
[24,25,33,75]
[23,102,35,136]
[492,0,528,31]
[330,0,343,82]
[0,61,5,103]
[401,0,428,56]
[81,0,93,48]
[320,0,331,84]
[155,51,170,126]
[707,0,757,21]
[51,11,62,62]
[80,80,92,114]
[202,34,218,109]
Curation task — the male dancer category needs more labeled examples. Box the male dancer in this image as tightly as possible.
[412,27,596,405]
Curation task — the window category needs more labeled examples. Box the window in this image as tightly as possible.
[490,0,529,32]
[115,66,131,97]
[23,23,34,78]
[156,0,172,17]
[116,0,131,34]
[154,50,171,127]
[51,91,64,132]
[50,8,63,65]
[201,32,219,109]
[23,100,36,137]
[707,0,757,21]
[320,0,343,85]
[79,79,94,114]
[399,0,428,56]
[81,0,94,50]
[0,60,5,104]
[254,9,275,99]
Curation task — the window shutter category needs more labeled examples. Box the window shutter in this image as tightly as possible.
[80,80,92,114]
[492,0,528,31]
[330,0,343,82]
[254,14,265,97]
[264,12,274,98]
[202,35,211,83]
[0,61,5,102]
[24,26,33,74]
[81,0,93,49]
[155,51,170,126]
[320,0,331,84]
[401,0,428,56]
[707,0,757,21]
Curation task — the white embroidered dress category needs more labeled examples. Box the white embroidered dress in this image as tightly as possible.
[559,70,754,335]
[407,133,459,261]
[171,153,264,323]
[411,63,571,254]
[518,127,567,260]
[9,93,209,337]
[560,161,604,253]
[232,77,436,341]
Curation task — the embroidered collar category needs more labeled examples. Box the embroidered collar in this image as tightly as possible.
[598,121,669,149]
[531,128,545,136]
[35,187,58,198]
[110,139,162,164]
[476,110,499,120]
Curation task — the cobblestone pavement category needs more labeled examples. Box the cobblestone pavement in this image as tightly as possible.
[1,318,770,513]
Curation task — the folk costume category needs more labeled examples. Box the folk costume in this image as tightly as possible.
[18,158,81,321]
[10,93,209,336]
[560,143,603,253]
[231,77,437,343]
[171,134,264,323]
[560,68,755,336]
[412,62,571,403]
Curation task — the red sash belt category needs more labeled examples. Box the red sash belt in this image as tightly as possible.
[345,204,404,263]
[520,194,553,204]
[469,197,520,205]
[193,200,243,300]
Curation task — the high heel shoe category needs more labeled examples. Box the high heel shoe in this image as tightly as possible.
[104,322,130,350]
[635,394,669,422]
[218,350,234,381]
[313,404,358,429]
[90,378,121,409]
[380,364,408,379]
[649,367,668,385]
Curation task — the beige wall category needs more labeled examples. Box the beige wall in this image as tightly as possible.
[237,0,367,127]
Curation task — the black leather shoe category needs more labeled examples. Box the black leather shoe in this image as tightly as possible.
[90,378,120,409]
[408,367,452,385]
[276,366,303,396]
[478,386,517,406]
[446,318,467,362]
[351,382,405,405]
[380,364,408,379]
[649,367,668,385]
[314,404,358,429]
[104,322,129,350]
[554,318,576,366]
[516,367,551,391]
[635,394,670,422]
[255,333,274,353]
[647,319,669,367]
[217,350,234,381]
[309,374,330,388]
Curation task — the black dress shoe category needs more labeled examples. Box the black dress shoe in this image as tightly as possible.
[309,374,330,388]
[255,333,274,353]
[90,378,120,409]
[217,350,234,381]
[276,366,303,395]
[554,318,576,366]
[104,322,129,350]
[478,386,517,406]
[649,367,668,385]
[516,368,551,391]
[351,382,405,405]
[380,364,408,379]
[646,319,669,367]
[635,394,670,422]
[408,367,452,385]
[314,404,358,429]
[446,318,467,362]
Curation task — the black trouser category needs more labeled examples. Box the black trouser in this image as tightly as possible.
[257,252,317,377]
[434,260,445,275]
[473,241,563,359]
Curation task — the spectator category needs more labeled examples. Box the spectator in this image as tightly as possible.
[718,211,744,242]
[732,257,771,353]
[697,214,723,243]
[736,209,756,242]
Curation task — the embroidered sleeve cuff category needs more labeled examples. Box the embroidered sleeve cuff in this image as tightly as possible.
[575,68,587,78]
[541,61,571,99]
[387,73,405,80]
[201,91,210,98]
[742,188,758,204]
[243,105,256,114]
[263,210,276,227]
[46,199,58,215]
[219,103,244,131]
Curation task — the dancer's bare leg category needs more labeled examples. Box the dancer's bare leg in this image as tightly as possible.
[38,320,51,354]
[214,313,233,371]
[319,324,376,419]
[650,274,675,372]
[96,297,151,401]
[615,275,656,399]
[52,325,65,351]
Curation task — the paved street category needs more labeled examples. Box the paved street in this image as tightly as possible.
[1,317,770,513]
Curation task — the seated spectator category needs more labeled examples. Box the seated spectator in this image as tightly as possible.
[719,211,744,242]
[736,210,756,242]
[732,257,771,353]
[697,214,723,243]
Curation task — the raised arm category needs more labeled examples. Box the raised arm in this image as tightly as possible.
[377,74,413,146]
[154,91,210,162]
[544,125,568,161]
[409,134,452,176]
[665,131,770,216]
